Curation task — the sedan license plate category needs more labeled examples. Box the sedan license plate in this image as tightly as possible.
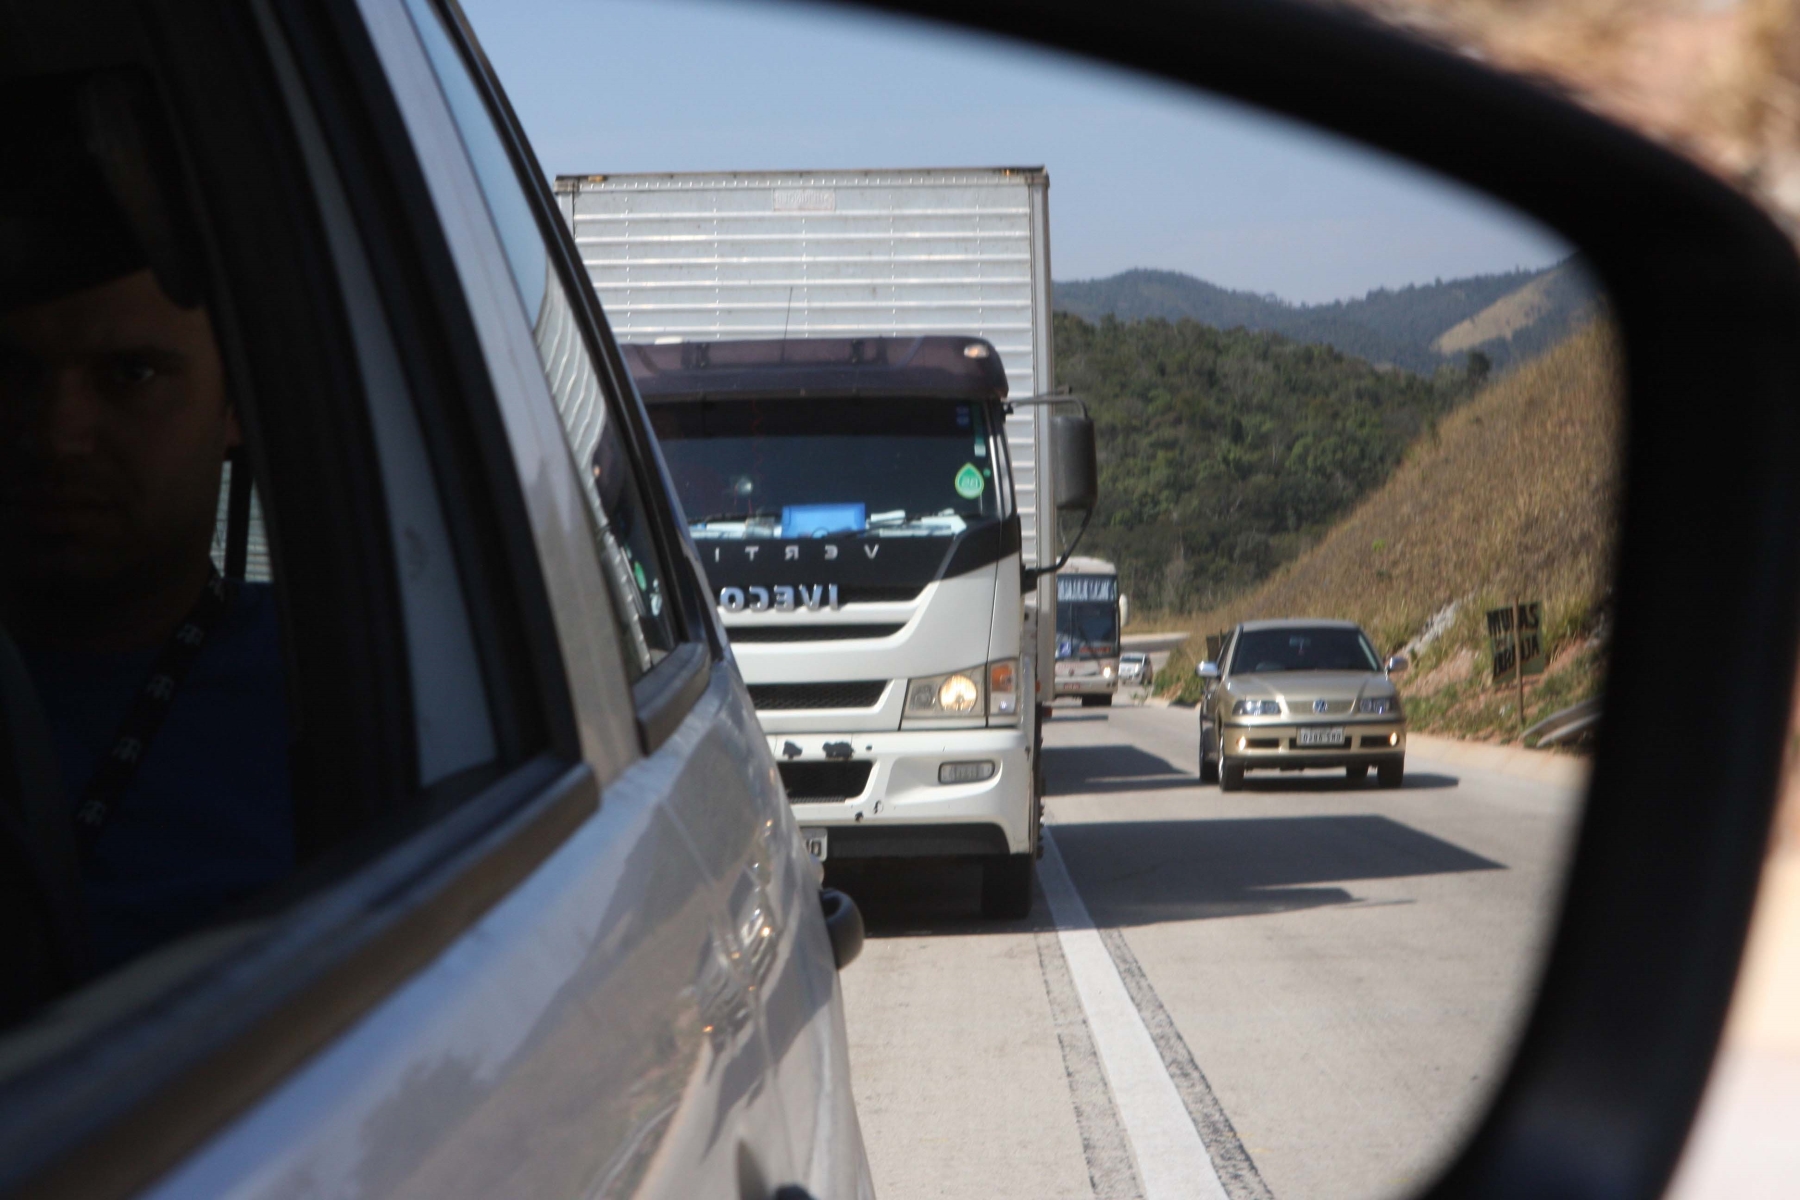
[802,828,829,862]
[1298,726,1346,747]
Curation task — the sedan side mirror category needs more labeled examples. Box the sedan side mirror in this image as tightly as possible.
[1196,660,1221,680]
[1386,654,1409,674]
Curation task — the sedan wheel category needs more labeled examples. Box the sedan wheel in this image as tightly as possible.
[1199,727,1220,784]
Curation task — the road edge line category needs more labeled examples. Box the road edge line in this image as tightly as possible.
[1039,828,1229,1200]
[1035,919,1147,1200]
[1098,927,1274,1200]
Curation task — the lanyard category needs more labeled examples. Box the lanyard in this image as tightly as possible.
[73,568,232,853]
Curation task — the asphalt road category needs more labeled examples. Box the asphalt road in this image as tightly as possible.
[832,704,1585,1200]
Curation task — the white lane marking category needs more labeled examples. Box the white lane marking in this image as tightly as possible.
[1039,827,1230,1200]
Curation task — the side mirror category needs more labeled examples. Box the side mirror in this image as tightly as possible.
[1050,414,1098,513]
[1196,660,1221,680]
[1386,654,1409,674]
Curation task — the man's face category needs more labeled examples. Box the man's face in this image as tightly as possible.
[0,268,237,592]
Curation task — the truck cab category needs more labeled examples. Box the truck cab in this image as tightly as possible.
[632,335,1045,916]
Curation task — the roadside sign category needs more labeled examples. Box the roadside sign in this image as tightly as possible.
[1486,606,1516,682]
[1489,600,1548,730]
[1487,601,1548,682]
[1516,601,1548,677]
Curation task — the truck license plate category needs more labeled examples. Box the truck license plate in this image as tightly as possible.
[1298,727,1346,747]
[802,828,828,862]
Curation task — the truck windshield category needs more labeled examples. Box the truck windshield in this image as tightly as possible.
[1230,627,1381,673]
[650,397,1003,538]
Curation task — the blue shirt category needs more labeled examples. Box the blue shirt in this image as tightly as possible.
[22,582,294,970]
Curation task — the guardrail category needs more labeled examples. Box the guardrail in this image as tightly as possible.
[1523,696,1601,748]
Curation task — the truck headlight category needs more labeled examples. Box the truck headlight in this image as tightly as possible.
[938,674,980,712]
[1359,696,1402,715]
[1231,699,1281,716]
[906,666,987,717]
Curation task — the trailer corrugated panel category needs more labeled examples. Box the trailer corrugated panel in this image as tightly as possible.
[554,168,1056,567]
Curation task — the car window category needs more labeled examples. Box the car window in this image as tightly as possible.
[1229,627,1381,673]
[402,0,680,678]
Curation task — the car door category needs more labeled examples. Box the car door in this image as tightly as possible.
[0,0,844,1195]
[356,1,868,1196]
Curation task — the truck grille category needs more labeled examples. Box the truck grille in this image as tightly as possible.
[778,761,874,802]
[728,624,904,643]
[748,681,888,710]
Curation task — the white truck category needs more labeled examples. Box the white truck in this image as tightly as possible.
[556,168,1091,915]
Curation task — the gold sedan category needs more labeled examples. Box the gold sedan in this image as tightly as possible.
[1197,619,1408,791]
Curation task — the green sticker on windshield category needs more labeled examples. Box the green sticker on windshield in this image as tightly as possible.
[954,462,985,499]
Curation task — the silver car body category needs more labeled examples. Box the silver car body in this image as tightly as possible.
[0,1,869,1196]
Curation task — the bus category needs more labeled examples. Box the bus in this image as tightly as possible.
[1056,556,1125,706]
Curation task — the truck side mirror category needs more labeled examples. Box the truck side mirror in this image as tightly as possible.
[1197,660,1221,680]
[1050,414,1098,513]
[1386,654,1409,674]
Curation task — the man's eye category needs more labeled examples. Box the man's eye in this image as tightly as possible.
[109,359,160,386]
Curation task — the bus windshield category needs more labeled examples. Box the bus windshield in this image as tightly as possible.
[650,397,1003,538]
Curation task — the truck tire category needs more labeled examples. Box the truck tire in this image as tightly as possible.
[1220,758,1246,792]
[1377,756,1405,789]
[981,854,1035,919]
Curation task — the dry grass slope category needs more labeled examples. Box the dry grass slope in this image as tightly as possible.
[1159,321,1622,739]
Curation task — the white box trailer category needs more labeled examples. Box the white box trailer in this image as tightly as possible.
[557,169,1073,914]
[552,166,1061,704]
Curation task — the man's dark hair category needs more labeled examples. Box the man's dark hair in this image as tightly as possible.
[0,70,202,311]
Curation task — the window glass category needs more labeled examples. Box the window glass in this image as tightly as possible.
[0,68,296,1016]
[403,0,678,677]
[652,397,1003,539]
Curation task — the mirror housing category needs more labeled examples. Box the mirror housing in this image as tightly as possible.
[1196,660,1221,680]
[819,887,864,970]
[1051,413,1098,513]
[1386,654,1409,674]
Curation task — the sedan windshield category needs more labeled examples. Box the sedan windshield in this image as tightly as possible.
[1230,627,1381,673]
[650,397,1002,538]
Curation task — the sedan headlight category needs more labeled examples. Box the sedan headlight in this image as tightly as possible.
[1359,696,1402,716]
[1231,699,1281,716]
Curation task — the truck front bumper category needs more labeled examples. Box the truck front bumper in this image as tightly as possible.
[775,726,1033,856]
[1055,673,1115,696]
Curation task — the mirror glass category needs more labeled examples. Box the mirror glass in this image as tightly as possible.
[467,2,1619,1195]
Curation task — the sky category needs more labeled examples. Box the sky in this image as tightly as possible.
[459,0,1568,305]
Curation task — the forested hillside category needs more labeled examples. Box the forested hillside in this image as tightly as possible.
[1054,260,1596,374]
[1057,311,1485,615]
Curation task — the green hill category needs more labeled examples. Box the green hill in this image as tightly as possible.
[1057,310,1485,615]
[1153,321,1622,742]
[1054,260,1597,374]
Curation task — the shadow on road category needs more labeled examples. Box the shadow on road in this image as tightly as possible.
[1043,743,1193,795]
[1054,814,1503,927]
[829,813,1503,936]
[1042,743,1462,796]
[823,858,1053,937]
[1234,771,1461,792]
